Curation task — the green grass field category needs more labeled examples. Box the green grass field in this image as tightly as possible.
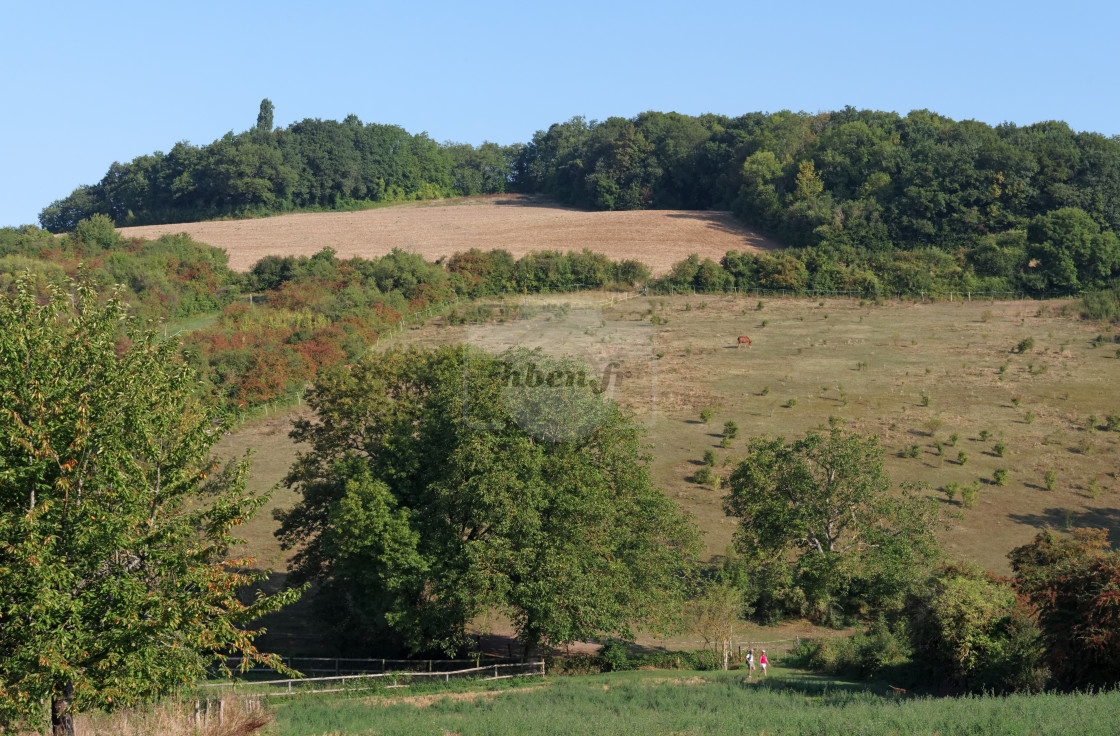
[223,291,1120,653]
[267,667,1120,735]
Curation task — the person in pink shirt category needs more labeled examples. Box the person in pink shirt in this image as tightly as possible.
[759,649,768,675]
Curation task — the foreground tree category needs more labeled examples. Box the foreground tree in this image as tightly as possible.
[723,426,940,622]
[1009,528,1120,688]
[276,346,699,656]
[0,277,297,735]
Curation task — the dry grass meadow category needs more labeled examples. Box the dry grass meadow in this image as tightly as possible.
[117,195,779,275]
[224,290,1120,654]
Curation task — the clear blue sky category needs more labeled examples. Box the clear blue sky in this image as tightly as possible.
[2,0,1116,227]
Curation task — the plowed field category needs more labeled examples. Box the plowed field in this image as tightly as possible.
[116,195,780,274]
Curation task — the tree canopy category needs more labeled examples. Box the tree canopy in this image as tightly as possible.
[722,426,941,623]
[0,276,297,735]
[275,345,699,656]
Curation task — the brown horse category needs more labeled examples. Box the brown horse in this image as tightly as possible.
[737,335,752,349]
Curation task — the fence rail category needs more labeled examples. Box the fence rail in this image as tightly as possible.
[216,655,515,676]
[200,661,546,698]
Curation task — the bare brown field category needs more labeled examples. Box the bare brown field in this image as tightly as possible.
[116,195,780,275]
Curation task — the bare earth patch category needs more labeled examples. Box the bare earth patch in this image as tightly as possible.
[116,195,780,275]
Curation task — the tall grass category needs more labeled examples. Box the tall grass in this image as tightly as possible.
[268,669,1120,736]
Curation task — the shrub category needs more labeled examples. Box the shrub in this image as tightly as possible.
[920,391,930,407]
[934,441,944,457]
[598,640,632,672]
[961,482,980,508]
[1014,337,1035,354]
[957,451,969,465]
[944,481,960,503]
[993,468,1009,486]
[947,433,959,446]
[719,437,732,449]
[980,429,992,441]
[993,441,1007,457]
[784,398,797,408]
[694,467,714,485]
[703,449,717,467]
[723,420,739,439]
[904,445,920,458]
[1106,414,1120,432]
[699,407,714,423]
[759,386,770,396]
[793,621,912,680]
[1025,411,1035,424]
[1045,469,1057,491]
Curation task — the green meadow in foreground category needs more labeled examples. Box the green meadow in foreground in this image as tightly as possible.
[269,668,1120,736]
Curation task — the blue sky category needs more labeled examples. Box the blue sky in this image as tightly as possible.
[2,0,1116,227]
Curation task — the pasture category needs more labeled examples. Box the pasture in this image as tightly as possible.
[223,290,1120,652]
[115,194,778,275]
[266,667,1120,736]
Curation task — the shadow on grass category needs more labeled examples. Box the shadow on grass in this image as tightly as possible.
[1008,507,1120,545]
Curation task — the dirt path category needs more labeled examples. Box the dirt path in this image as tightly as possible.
[117,195,780,275]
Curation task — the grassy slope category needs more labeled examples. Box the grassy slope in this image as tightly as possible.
[226,291,1120,653]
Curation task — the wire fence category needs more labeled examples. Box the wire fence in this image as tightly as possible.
[199,661,545,699]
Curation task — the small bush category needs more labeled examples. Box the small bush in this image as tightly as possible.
[694,467,714,485]
[904,445,920,459]
[1024,411,1035,424]
[784,398,797,408]
[760,386,770,396]
[703,449,717,466]
[920,391,930,407]
[961,482,980,508]
[944,481,960,503]
[1088,479,1102,499]
[723,420,738,439]
[598,640,632,672]
[993,468,1009,486]
[1011,397,1022,408]
[947,433,960,446]
[1106,414,1120,432]
[719,437,732,449]
[699,407,714,423]
[756,301,764,311]
[993,441,1007,457]
[957,451,969,465]
[1044,469,1057,491]
[934,441,944,457]
[979,429,992,441]
[1014,337,1035,354]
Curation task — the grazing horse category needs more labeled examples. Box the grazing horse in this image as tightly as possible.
[737,335,752,349]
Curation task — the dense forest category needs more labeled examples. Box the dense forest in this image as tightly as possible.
[39,100,519,232]
[41,104,1120,251]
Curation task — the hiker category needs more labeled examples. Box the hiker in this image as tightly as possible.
[760,649,768,676]
[745,648,754,678]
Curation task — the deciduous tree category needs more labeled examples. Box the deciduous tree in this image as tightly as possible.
[722,427,940,622]
[275,346,699,657]
[0,276,297,735]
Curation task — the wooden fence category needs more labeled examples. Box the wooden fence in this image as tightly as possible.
[200,660,545,699]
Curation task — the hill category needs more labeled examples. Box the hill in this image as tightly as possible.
[116,195,780,275]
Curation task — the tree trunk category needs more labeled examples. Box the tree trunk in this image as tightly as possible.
[51,682,75,736]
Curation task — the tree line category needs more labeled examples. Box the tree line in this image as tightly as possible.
[39,100,520,232]
[39,105,1120,272]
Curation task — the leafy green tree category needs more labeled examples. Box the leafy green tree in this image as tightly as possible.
[0,276,297,735]
[276,345,699,657]
[722,427,940,622]
[907,564,1048,694]
[1025,207,1120,292]
[256,98,275,133]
